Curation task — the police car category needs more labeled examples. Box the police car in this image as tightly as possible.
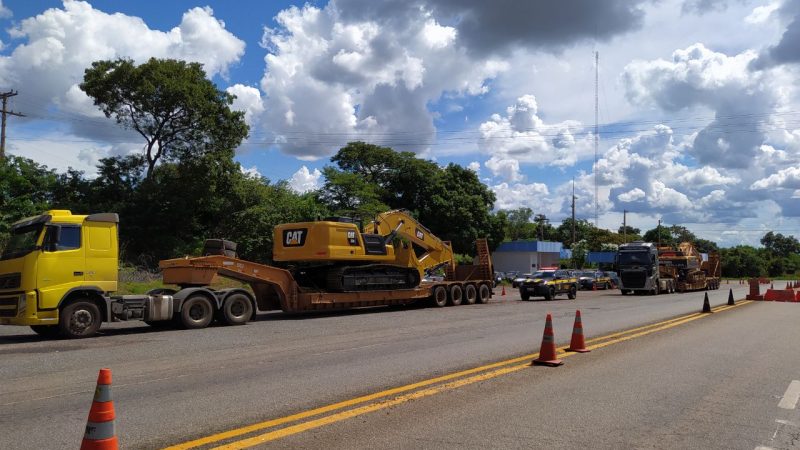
[518,268,579,301]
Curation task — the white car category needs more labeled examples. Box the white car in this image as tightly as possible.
[512,273,533,288]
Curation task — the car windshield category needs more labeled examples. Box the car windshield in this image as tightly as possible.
[515,273,532,279]
[618,251,651,265]
[533,271,555,279]
[0,224,43,261]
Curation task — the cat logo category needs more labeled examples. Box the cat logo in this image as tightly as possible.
[415,228,424,240]
[346,230,358,246]
[283,229,307,247]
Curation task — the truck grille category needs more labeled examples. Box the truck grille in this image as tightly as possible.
[621,271,646,288]
[0,296,18,318]
[0,273,21,290]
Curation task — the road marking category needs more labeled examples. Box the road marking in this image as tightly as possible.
[166,300,751,449]
[778,380,800,410]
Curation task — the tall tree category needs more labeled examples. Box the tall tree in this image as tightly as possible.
[80,58,249,178]
[504,207,537,241]
[0,156,59,248]
[321,143,502,254]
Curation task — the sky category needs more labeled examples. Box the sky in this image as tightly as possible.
[1,0,800,248]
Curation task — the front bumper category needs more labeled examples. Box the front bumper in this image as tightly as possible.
[519,283,550,296]
[0,291,56,326]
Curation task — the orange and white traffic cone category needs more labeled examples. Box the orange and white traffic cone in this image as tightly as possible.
[566,310,590,353]
[532,313,563,366]
[501,285,506,296]
[81,368,118,450]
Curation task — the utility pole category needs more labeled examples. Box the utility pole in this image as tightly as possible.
[623,209,627,243]
[0,90,24,160]
[594,50,599,227]
[571,178,576,245]
[657,219,662,248]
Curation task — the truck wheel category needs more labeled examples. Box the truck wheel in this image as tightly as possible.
[463,284,477,305]
[221,294,253,325]
[30,325,60,338]
[431,286,448,307]
[180,295,214,329]
[620,289,627,295]
[59,300,102,338]
[477,284,491,304]
[568,285,577,299]
[448,285,463,306]
[545,287,555,301]
[520,289,530,301]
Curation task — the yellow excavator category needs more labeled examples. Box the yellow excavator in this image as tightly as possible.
[273,210,455,291]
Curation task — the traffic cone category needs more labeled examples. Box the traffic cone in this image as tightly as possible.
[702,292,712,313]
[727,288,735,306]
[566,310,590,353]
[592,282,597,291]
[771,283,774,290]
[81,368,118,450]
[501,285,506,296]
[532,314,563,366]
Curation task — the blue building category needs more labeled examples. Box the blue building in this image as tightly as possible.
[491,240,564,274]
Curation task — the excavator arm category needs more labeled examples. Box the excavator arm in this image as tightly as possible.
[370,210,456,278]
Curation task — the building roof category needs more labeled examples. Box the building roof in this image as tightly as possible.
[494,240,563,253]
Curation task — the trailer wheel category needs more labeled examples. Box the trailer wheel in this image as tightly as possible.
[448,285,463,306]
[477,284,491,304]
[221,294,253,325]
[463,284,477,305]
[30,325,60,338]
[432,286,448,307]
[180,295,214,329]
[59,299,102,338]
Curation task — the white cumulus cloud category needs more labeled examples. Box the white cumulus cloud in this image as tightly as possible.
[289,165,322,193]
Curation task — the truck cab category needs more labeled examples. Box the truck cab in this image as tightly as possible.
[616,241,660,295]
[0,210,119,337]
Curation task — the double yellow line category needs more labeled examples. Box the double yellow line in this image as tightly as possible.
[165,300,752,450]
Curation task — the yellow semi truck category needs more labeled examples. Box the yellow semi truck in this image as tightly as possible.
[0,210,187,337]
[0,210,494,338]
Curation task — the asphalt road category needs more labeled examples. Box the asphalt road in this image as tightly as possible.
[0,283,777,449]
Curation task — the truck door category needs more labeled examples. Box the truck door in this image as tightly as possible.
[37,224,85,309]
[84,221,117,292]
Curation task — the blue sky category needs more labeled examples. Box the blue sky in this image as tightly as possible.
[2,0,800,247]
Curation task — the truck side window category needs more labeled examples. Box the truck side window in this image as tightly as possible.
[58,226,81,250]
[44,225,81,251]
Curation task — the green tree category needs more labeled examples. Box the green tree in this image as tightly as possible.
[643,226,674,246]
[720,245,764,278]
[320,143,502,254]
[503,207,537,241]
[0,156,59,248]
[761,231,800,257]
[80,58,249,178]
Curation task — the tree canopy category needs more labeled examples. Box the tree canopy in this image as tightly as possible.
[319,142,503,253]
[80,58,249,178]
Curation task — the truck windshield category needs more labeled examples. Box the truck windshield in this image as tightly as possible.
[618,251,651,266]
[0,224,43,260]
